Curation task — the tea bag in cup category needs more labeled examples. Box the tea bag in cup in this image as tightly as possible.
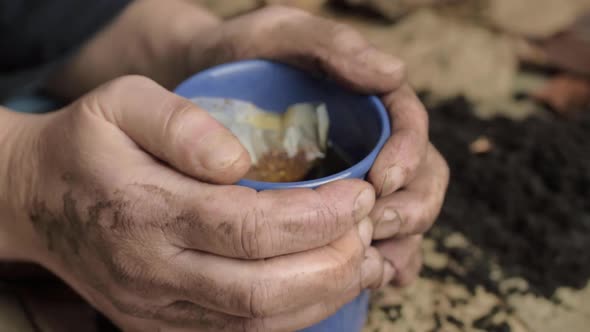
[190,97,329,182]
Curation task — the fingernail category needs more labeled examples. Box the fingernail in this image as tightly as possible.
[380,261,396,288]
[201,131,244,170]
[357,217,373,248]
[381,165,404,196]
[354,189,374,220]
[374,208,401,239]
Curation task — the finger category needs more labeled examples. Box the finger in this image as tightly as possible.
[300,22,406,94]
[167,227,368,318]
[87,75,250,184]
[90,246,386,332]
[110,287,367,332]
[221,6,406,94]
[90,290,245,332]
[362,246,389,289]
[159,248,384,332]
[368,84,430,197]
[259,288,364,332]
[375,235,423,287]
[150,174,375,258]
[66,281,162,332]
[101,227,368,322]
[259,256,379,332]
[115,265,375,332]
[371,144,449,239]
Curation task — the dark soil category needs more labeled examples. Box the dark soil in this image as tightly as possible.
[427,97,590,297]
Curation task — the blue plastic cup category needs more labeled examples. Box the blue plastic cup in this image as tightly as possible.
[174,60,390,332]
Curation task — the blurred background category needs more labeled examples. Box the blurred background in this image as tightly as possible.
[2,1,589,331]
[191,1,590,331]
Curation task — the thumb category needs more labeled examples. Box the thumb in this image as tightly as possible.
[91,75,250,184]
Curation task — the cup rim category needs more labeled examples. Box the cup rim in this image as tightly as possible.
[175,59,391,189]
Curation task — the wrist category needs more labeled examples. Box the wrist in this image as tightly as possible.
[0,108,46,261]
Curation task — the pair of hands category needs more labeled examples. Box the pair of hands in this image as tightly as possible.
[0,1,448,331]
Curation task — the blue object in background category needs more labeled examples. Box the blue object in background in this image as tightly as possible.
[2,94,61,113]
[175,60,390,332]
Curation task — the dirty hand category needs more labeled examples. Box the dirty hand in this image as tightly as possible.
[201,7,450,287]
[44,0,449,288]
[0,76,391,331]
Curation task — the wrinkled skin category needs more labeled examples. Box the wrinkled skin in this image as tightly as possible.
[0,1,449,331]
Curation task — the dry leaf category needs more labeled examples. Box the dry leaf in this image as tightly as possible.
[532,75,590,115]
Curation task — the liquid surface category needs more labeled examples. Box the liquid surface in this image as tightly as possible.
[304,145,355,181]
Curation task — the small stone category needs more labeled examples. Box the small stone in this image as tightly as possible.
[469,136,493,154]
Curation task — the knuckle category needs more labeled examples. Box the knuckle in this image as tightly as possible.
[406,159,421,180]
[402,250,423,286]
[102,75,157,97]
[309,193,341,240]
[238,204,266,259]
[427,146,450,205]
[248,281,273,318]
[397,111,429,146]
[399,204,424,236]
[330,23,366,50]
[77,86,112,122]
[160,100,197,160]
[394,129,422,163]
[410,234,424,247]
[107,248,142,287]
[318,202,341,236]
[417,106,430,132]
[325,24,370,59]
[105,241,163,295]
[419,213,436,234]
[326,246,356,270]
[162,99,194,135]
[232,280,273,319]
[151,301,214,326]
[69,97,103,142]
[251,5,309,34]
[413,198,436,234]
[324,245,363,288]
[395,62,408,81]
[81,75,159,120]
[109,293,153,318]
[427,197,445,228]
